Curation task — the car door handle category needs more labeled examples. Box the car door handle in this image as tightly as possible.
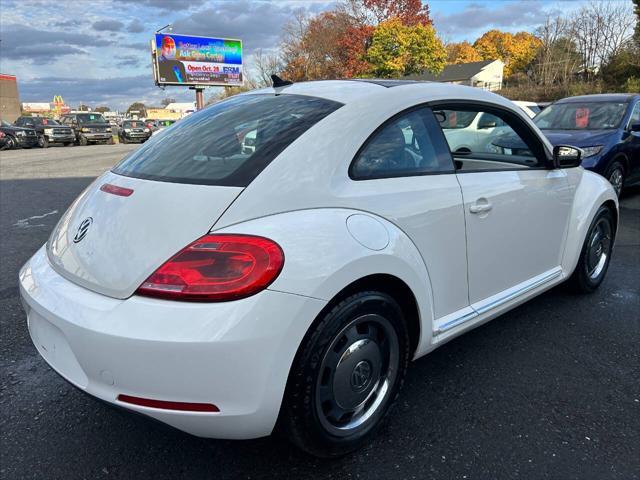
[469,203,493,214]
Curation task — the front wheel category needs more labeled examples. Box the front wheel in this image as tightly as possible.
[5,136,16,149]
[38,135,49,148]
[78,135,88,146]
[280,291,409,457]
[567,205,615,293]
[604,161,625,197]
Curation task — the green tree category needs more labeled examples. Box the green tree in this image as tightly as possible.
[365,18,446,78]
[126,102,147,117]
[94,106,110,113]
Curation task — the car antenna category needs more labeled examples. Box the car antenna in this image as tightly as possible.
[271,74,293,88]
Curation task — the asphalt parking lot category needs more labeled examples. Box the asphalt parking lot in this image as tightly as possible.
[1,146,638,480]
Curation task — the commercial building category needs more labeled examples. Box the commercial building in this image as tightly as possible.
[0,74,21,122]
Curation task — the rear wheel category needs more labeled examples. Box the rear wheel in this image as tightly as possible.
[568,205,614,293]
[281,291,409,457]
[604,161,625,197]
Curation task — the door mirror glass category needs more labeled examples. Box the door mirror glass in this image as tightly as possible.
[478,119,497,129]
[630,123,640,132]
[553,145,582,168]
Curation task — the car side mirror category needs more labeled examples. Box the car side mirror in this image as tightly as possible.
[553,145,582,168]
[478,120,497,129]
[630,123,640,132]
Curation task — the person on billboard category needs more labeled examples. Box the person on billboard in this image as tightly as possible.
[160,36,176,60]
[157,35,187,84]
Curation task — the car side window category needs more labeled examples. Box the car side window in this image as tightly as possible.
[433,106,545,172]
[628,102,640,128]
[350,108,454,180]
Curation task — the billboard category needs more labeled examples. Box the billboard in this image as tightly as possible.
[152,33,243,87]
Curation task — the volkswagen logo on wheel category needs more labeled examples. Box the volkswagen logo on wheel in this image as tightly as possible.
[350,360,372,391]
[73,217,93,243]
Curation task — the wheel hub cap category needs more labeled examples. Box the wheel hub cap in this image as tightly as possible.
[587,219,612,280]
[315,314,399,436]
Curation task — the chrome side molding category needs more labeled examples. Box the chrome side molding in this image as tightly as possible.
[434,268,562,336]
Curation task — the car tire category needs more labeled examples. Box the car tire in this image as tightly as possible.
[567,205,615,293]
[64,142,74,147]
[280,291,410,457]
[38,135,49,148]
[604,161,625,197]
[120,137,128,144]
[6,136,17,149]
[79,135,88,146]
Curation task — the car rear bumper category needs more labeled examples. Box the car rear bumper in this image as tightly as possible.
[19,246,326,439]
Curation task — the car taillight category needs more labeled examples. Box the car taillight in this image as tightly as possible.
[136,234,284,302]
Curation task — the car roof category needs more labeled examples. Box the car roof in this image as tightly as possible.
[556,93,639,104]
[244,79,514,107]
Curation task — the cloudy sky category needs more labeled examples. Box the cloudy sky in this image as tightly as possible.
[1,0,591,110]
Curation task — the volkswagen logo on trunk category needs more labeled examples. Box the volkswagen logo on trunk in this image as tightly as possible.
[73,217,93,243]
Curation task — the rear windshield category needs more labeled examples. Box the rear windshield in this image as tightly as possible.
[76,113,107,124]
[113,94,342,186]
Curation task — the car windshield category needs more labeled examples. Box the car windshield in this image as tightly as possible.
[122,121,144,128]
[76,113,107,124]
[435,110,478,129]
[31,118,60,125]
[534,102,627,130]
[113,94,342,186]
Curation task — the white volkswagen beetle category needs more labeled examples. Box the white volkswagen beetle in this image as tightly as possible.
[19,80,618,457]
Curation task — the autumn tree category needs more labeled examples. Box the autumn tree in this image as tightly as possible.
[342,0,432,26]
[339,24,375,77]
[473,30,541,77]
[446,41,481,64]
[281,9,367,80]
[365,18,446,78]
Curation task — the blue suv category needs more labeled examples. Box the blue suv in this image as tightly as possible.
[533,94,640,196]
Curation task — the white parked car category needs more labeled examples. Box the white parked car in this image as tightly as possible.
[439,110,510,154]
[513,100,542,118]
[20,80,618,457]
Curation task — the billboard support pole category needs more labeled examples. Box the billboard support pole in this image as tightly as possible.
[194,87,205,110]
